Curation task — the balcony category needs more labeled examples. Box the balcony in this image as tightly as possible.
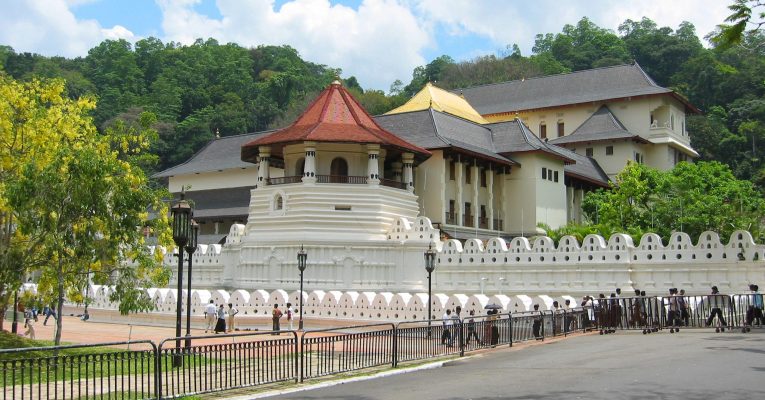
[493,218,503,231]
[317,175,368,184]
[463,215,474,228]
[479,217,488,229]
[266,175,411,190]
[444,212,456,224]
[267,176,302,185]
[380,178,407,190]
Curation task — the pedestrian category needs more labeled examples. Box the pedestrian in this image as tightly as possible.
[490,309,500,345]
[204,299,216,333]
[552,301,563,335]
[563,299,575,332]
[465,310,481,345]
[214,304,226,334]
[678,289,690,327]
[23,307,36,340]
[745,284,763,329]
[449,306,461,346]
[286,302,294,330]
[667,288,681,332]
[272,304,282,334]
[614,288,623,329]
[227,303,238,332]
[581,296,594,329]
[43,304,57,326]
[441,309,452,345]
[705,286,728,331]
[532,304,543,340]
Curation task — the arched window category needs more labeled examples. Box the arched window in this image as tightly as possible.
[274,194,284,210]
[330,157,348,182]
[295,158,305,176]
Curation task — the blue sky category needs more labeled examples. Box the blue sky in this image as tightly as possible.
[0,0,732,91]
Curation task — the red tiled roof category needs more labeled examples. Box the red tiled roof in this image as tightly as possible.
[242,82,430,156]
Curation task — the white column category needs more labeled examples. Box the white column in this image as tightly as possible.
[302,141,317,184]
[566,186,575,222]
[472,163,479,228]
[392,162,403,182]
[402,153,415,192]
[367,144,380,185]
[488,166,495,230]
[576,188,585,223]
[256,146,271,188]
[455,157,464,226]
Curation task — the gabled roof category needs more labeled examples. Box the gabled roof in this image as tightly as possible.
[488,119,574,163]
[549,105,649,145]
[385,82,488,124]
[241,81,429,162]
[153,131,265,178]
[375,109,516,166]
[456,63,698,115]
[556,147,611,187]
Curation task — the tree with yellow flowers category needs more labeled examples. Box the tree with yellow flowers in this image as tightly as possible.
[0,74,171,345]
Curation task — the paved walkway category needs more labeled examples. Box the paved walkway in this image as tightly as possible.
[264,329,765,400]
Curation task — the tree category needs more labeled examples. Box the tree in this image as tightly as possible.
[712,0,765,49]
[2,75,171,345]
[580,162,765,243]
[532,17,631,71]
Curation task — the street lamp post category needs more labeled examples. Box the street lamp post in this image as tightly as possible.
[11,290,18,334]
[184,220,199,348]
[297,245,307,330]
[170,194,191,367]
[424,243,437,336]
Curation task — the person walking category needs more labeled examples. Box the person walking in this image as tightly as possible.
[441,309,452,345]
[272,304,282,334]
[204,299,216,333]
[227,303,238,332]
[532,304,543,340]
[745,284,763,330]
[214,304,226,334]
[706,286,728,331]
[23,307,36,340]
[286,302,294,331]
[465,310,481,345]
[449,306,461,346]
[678,289,690,327]
[43,304,57,326]
[667,288,681,333]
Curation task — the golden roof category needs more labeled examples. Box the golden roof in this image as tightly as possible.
[386,83,488,124]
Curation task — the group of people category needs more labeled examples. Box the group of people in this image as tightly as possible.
[441,306,501,346]
[204,300,240,334]
[15,302,58,340]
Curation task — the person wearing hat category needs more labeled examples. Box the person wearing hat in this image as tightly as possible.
[532,304,543,340]
[706,286,728,330]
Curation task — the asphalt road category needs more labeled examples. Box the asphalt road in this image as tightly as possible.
[267,329,765,400]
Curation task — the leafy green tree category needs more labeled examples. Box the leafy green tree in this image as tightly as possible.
[403,55,455,96]
[2,76,171,345]
[581,162,765,243]
[532,17,631,71]
[712,0,765,49]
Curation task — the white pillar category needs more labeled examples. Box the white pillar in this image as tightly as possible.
[455,157,464,226]
[256,146,271,188]
[302,141,317,184]
[472,163,479,228]
[488,166,495,230]
[367,144,380,185]
[402,153,415,192]
[566,186,574,222]
[392,162,403,182]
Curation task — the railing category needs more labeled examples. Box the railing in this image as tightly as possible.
[444,213,456,225]
[0,340,157,400]
[157,331,298,398]
[380,178,407,190]
[300,323,395,381]
[5,294,761,398]
[479,217,488,229]
[493,218,503,231]
[316,175,367,184]
[267,176,303,185]
[463,215,474,227]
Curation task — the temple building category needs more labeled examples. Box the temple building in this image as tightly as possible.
[154,63,697,242]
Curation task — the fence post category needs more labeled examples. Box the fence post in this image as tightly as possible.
[509,314,513,347]
[293,331,299,383]
[458,318,465,357]
[154,341,162,400]
[299,330,305,383]
[392,323,398,368]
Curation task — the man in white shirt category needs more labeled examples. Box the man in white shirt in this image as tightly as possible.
[441,309,452,345]
[204,300,216,333]
[227,303,239,332]
[286,302,294,330]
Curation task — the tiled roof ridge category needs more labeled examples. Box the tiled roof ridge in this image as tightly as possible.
[428,108,453,147]
[454,62,644,92]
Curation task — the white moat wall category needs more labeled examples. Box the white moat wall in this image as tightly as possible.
[72,217,763,323]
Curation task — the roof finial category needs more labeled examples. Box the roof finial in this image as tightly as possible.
[332,75,342,86]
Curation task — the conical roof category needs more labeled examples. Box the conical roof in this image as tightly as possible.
[386,82,488,124]
[242,81,429,162]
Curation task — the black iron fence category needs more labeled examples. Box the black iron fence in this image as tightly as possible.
[3,293,762,399]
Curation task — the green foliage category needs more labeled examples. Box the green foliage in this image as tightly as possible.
[711,0,765,49]
[533,17,631,71]
[579,162,765,243]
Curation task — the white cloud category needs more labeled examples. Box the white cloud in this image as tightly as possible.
[156,0,430,91]
[413,0,731,56]
[0,0,136,57]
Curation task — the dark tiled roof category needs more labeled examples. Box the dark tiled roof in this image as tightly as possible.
[488,119,573,163]
[375,109,516,165]
[242,82,429,162]
[555,147,611,187]
[456,63,672,115]
[153,132,265,178]
[178,187,253,219]
[549,105,648,145]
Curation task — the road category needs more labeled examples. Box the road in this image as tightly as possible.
[267,329,765,400]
